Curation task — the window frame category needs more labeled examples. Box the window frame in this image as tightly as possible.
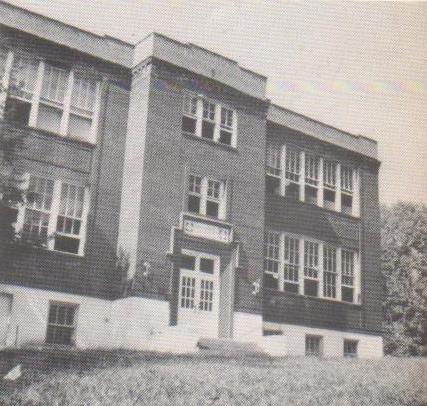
[263,143,360,217]
[186,174,227,220]
[343,339,358,358]
[45,301,78,346]
[182,92,237,148]
[263,230,361,304]
[0,49,101,144]
[15,174,90,256]
[305,335,323,357]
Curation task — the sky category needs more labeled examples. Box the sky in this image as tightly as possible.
[5,0,427,205]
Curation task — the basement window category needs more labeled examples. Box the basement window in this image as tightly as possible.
[46,302,78,346]
[306,335,323,357]
[344,339,358,358]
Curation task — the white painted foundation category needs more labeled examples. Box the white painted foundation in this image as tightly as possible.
[262,321,383,359]
[232,311,263,342]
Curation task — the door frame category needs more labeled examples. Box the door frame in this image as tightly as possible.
[178,249,220,335]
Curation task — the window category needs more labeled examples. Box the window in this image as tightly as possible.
[285,148,300,200]
[323,246,337,298]
[263,231,280,289]
[18,175,88,255]
[46,302,78,345]
[2,51,99,143]
[341,166,353,215]
[341,250,355,303]
[304,241,319,297]
[55,183,85,254]
[323,160,337,210]
[305,154,319,205]
[182,94,198,134]
[283,236,299,293]
[219,107,233,145]
[22,176,54,245]
[202,100,216,140]
[181,93,236,147]
[306,335,322,357]
[344,339,358,358]
[263,231,360,303]
[266,144,281,195]
[187,175,225,219]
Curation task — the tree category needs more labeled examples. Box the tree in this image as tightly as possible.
[0,69,28,247]
[381,202,427,356]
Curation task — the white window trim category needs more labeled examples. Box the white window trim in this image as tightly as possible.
[0,49,100,144]
[15,174,90,256]
[183,93,237,148]
[263,230,361,304]
[188,174,227,220]
[272,144,360,217]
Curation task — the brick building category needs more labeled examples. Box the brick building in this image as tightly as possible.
[0,1,383,357]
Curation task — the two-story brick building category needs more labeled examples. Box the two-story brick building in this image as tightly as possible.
[0,1,383,357]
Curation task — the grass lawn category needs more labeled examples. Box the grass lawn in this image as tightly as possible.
[0,351,425,406]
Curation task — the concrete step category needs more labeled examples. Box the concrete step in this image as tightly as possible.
[197,337,265,355]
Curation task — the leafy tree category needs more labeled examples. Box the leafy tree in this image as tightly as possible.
[381,202,427,356]
[0,71,28,247]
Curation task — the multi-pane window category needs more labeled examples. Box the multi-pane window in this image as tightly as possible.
[341,166,354,215]
[283,236,299,293]
[305,154,319,205]
[285,148,300,200]
[344,339,358,358]
[187,175,225,219]
[265,144,281,195]
[199,280,214,311]
[18,175,88,255]
[341,250,355,303]
[181,93,236,147]
[22,176,54,244]
[202,100,216,140]
[219,107,233,145]
[306,335,323,357]
[263,231,359,303]
[304,241,319,297]
[55,183,85,255]
[1,50,99,143]
[323,246,337,298]
[182,94,198,134]
[323,160,337,210]
[46,302,78,345]
[180,276,196,309]
[263,231,280,290]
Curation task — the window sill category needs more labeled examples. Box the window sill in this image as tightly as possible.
[264,287,362,307]
[182,131,238,152]
[16,243,85,259]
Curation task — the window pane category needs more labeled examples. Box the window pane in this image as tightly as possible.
[183,95,197,116]
[37,104,62,134]
[206,200,219,217]
[344,340,358,357]
[264,273,278,290]
[182,116,196,134]
[305,185,317,204]
[202,100,215,120]
[201,121,215,139]
[200,258,215,274]
[264,231,280,275]
[10,55,38,98]
[266,176,280,195]
[304,279,318,297]
[284,282,298,294]
[306,335,322,356]
[219,130,232,145]
[41,64,68,104]
[189,175,202,194]
[54,235,80,254]
[342,194,353,214]
[68,114,92,141]
[324,189,335,209]
[181,255,196,270]
[71,75,96,112]
[188,195,200,214]
[342,286,354,303]
[4,97,31,125]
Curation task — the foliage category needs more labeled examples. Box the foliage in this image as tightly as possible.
[0,351,424,406]
[381,202,427,356]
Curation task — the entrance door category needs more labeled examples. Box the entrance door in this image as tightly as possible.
[178,250,220,337]
[0,293,13,346]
